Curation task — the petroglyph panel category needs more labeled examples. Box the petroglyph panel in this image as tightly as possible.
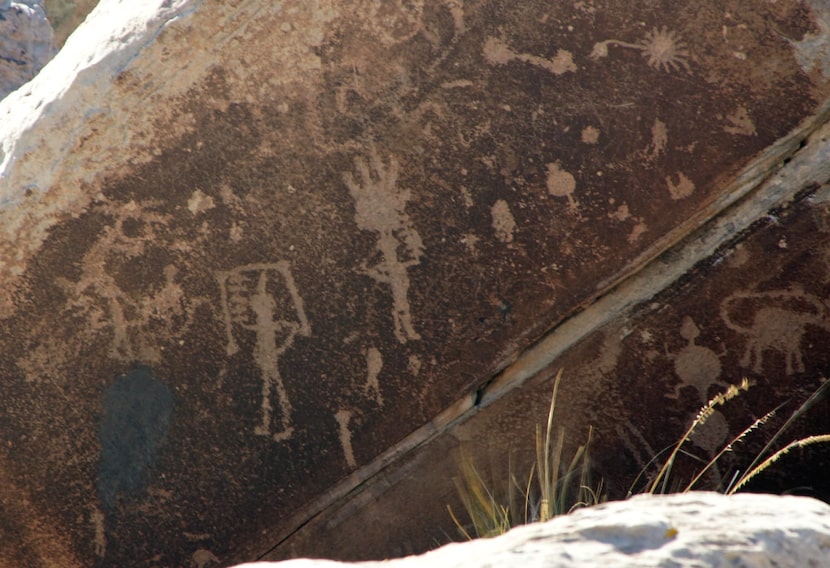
[1,0,829,565]
[282,188,830,562]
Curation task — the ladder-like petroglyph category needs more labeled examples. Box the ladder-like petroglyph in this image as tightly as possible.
[217,262,310,442]
[344,146,424,343]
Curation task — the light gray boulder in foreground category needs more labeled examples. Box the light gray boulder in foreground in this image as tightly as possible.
[237,492,830,568]
[0,0,56,100]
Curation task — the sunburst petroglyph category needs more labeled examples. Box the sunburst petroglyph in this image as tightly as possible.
[591,26,691,73]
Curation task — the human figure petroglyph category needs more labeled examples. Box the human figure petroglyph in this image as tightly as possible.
[217,262,310,442]
[667,316,729,484]
[721,288,826,375]
[344,146,423,343]
[591,26,691,73]
[669,316,728,403]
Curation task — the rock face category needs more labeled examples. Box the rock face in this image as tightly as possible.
[0,0,56,100]
[3,0,830,566]
[235,493,830,568]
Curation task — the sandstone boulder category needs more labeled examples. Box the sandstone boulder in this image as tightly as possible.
[2,0,830,566]
[237,493,830,568]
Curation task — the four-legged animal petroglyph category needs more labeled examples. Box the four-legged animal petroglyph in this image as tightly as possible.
[483,36,577,76]
[721,288,826,375]
[344,146,424,343]
[217,262,311,442]
[57,199,190,363]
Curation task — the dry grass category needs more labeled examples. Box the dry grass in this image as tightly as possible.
[643,378,830,496]
[448,369,604,539]
[450,372,830,540]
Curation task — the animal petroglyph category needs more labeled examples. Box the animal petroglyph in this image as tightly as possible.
[721,288,826,375]
[344,147,423,343]
[217,262,310,442]
[591,26,691,73]
[57,199,189,363]
[483,36,577,76]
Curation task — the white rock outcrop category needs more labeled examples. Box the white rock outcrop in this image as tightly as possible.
[237,492,830,568]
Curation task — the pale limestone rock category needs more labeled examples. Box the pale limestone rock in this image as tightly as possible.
[0,0,56,100]
[236,493,830,568]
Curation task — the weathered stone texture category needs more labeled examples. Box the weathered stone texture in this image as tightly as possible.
[2,1,830,566]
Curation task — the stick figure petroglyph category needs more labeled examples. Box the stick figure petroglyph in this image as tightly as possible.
[344,146,424,343]
[217,262,310,442]
[721,288,826,375]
